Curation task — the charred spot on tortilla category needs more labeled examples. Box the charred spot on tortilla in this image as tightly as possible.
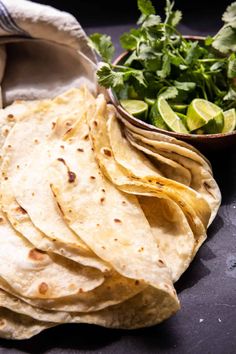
[7,114,15,122]
[68,171,76,183]
[57,157,66,165]
[114,218,122,223]
[77,148,84,152]
[15,206,27,214]
[158,259,165,267]
[56,158,76,182]
[29,249,47,261]
[38,282,49,295]
[102,148,112,157]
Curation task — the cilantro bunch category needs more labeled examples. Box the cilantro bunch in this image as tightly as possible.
[89,0,236,110]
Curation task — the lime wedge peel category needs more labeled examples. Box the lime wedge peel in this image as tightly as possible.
[201,111,224,134]
[157,97,189,134]
[120,99,148,120]
[222,109,236,133]
[186,98,223,131]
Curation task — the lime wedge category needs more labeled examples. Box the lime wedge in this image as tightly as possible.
[120,99,148,120]
[222,108,236,133]
[144,97,156,106]
[202,111,224,134]
[186,98,222,131]
[149,113,169,130]
[157,97,189,134]
[171,104,188,114]
[176,113,188,129]
[149,100,169,130]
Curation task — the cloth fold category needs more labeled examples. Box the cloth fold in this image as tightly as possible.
[0,0,98,106]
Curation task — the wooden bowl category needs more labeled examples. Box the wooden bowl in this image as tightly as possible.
[108,36,236,154]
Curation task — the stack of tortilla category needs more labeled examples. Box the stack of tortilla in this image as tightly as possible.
[0,87,221,340]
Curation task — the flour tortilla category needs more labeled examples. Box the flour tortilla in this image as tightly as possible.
[86,94,211,280]
[0,307,54,340]
[0,209,145,312]
[87,95,209,259]
[0,86,221,338]
[0,285,178,331]
[0,100,42,151]
[0,88,109,271]
[49,117,176,292]
[46,105,179,321]
[125,131,221,225]
[120,116,212,168]
[0,211,104,300]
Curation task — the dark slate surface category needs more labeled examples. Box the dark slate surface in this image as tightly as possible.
[1,1,236,353]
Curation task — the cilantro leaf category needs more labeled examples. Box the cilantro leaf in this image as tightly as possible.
[137,0,156,16]
[213,26,236,54]
[227,54,236,78]
[222,2,236,23]
[164,0,174,21]
[223,85,236,101]
[166,9,182,27]
[88,34,114,63]
[157,54,171,79]
[142,15,161,28]
[96,63,124,88]
[159,86,178,99]
[173,81,196,91]
[120,29,142,50]
[185,41,203,65]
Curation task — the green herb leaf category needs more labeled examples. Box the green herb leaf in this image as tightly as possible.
[157,54,171,79]
[185,41,203,65]
[213,25,236,54]
[88,33,114,63]
[159,86,178,99]
[222,2,236,23]
[210,62,225,71]
[173,81,196,91]
[167,10,182,27]
[142,14,161,28]
[97,63,124,88]
[120,29,142,50]
[227,54,236,78]
[223,85,236,101]
[120,33,137,51]
[126,70,147,87]
[137,0,156,16]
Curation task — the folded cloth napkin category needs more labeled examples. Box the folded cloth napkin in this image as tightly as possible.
[0,0,98,106]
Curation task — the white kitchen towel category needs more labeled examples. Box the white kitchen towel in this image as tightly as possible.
[0,0,98,106]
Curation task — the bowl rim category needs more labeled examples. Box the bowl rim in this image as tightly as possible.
[108,35,236,141]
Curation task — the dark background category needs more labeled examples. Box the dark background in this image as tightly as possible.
[31,0,233,28]
[0,1,236,354]
[31,0,234,56]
